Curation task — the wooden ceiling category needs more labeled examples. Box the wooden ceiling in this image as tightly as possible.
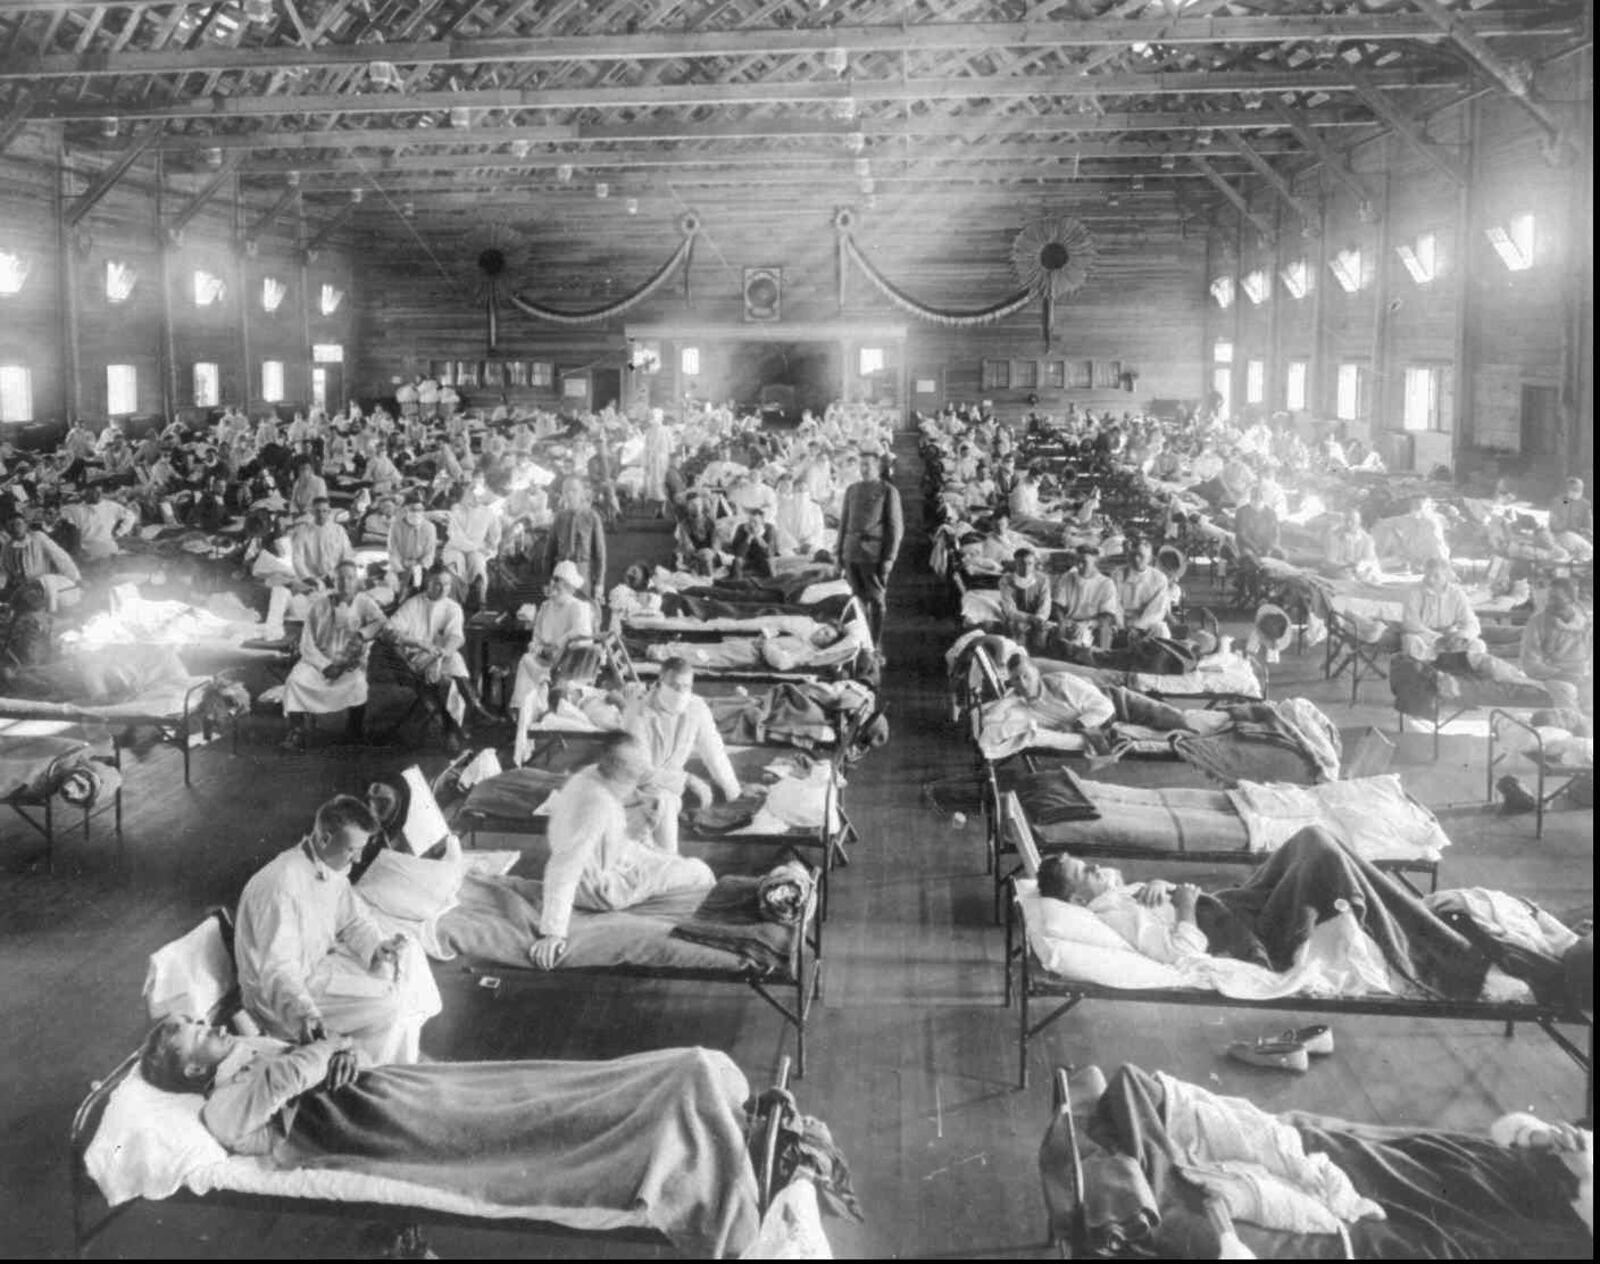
[0,0,1586,279]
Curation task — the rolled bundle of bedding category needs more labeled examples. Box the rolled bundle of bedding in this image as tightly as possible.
[757,860,814,925]
[57,760,121,809]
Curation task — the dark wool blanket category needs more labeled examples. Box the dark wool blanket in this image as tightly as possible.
[280,1048,760,1258]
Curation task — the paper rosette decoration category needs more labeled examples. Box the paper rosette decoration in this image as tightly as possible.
[463,223,531,351]
[1010,216,1096,348]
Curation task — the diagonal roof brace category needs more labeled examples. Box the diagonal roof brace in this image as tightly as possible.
[1224,130,1319,230]
[64,124,163,227]
[244,180,302,243]
[1344,64,1467,188]
[1190,155,1276,244]
[1266,98,1378,215]
[304,195,360,255]
[1408,0,1568,156]
[165,152,243,240]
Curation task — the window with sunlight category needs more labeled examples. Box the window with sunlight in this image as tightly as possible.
[1241,270,1270,305]
[193,362,219,407]
[1209,276,1235,309]
[859,347,886,375]
[1396,232,1439,285]
[0,365,32,421]
[1245,359,1265,404]
[1336,363,1363,422]
[261,359,285,403]
[1213,338,1234,365]
[1402,366,1442,432]
[107,364,138,415]
[680,347,700,377]
[1486,213,1535,272]
[1330,247,1364,294]
[193,269,226,306]
[1280,259,1312,300]
[1286,361,1308,412]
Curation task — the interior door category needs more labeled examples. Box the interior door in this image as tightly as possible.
[1520,384,1560,471]
[592,368,623,412]
[909,366,945,415]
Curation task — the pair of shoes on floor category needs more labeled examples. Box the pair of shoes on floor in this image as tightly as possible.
[1226,1024,1335,1073]
[1497,774,1539,815]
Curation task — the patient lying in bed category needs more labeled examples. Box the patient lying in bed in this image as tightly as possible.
[1036,827,1586,1003]
[133,1017,762,1258]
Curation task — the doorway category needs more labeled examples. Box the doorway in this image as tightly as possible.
[1519,384,1561,476]
[592,367,623,412]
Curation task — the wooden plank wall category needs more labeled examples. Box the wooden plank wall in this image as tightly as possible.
[1209,52,1593,480]
[0,125,356,444]
[351,201,1209,424]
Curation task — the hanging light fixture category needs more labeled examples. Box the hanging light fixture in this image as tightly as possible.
[100,116,118,139]
[556,163,574,183]
[243,0,274,24]
[350,188,364,203]
[830,97,857,122]
[859,176,875,195]
[625,197,639,215]
[401,201,415,218]
[824,46,848,75]
[205,147,224,168]
[368,60,401,90]
[509,139,531,159]
[595,182,609,199]
[844,131,865,153]
[449,106,472,129]
[853,157,870,178]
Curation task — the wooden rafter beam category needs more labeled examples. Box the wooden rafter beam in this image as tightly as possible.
[1190,155,1275,243]
[1224,129,1318,226]
[1,12,1570,79]
[249,141,1274,180]
[0,85,32,154]
[164,150,242,236]
[1408,0,1566,146]
[63,123,161,225]
[1266,97,1377,211]
[1344,62,1467,187]
[26,66,1459,120]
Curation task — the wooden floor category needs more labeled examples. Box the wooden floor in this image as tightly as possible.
[2,429,1592,1259]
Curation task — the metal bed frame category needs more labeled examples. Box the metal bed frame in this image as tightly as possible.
[1487,708,1592,840]
[69,918,806,1257]
[2,732,124,874]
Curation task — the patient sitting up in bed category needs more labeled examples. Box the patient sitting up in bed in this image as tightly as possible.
[529,731,715,970]
[623,658,743,853]
[1035,827,1578,1002]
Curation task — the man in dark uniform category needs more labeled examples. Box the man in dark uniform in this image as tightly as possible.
[835,451,903,650]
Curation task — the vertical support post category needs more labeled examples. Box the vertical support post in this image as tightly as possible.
[1367,157,1394,451]
[1267,199,1284,409]
[154,152,178,417]
[297,191,314,410]
[235,174,253,418]
[56,136,83,422]
[1453,98,1480,465]
[1559,50,1593,476]
[1230,212,1244,416]
[1309,189,1330,419]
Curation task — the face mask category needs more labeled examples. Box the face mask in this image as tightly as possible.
[657,685,690,715]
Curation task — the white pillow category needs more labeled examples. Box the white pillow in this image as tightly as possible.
[142,917,234,1022]
[1018,891,1184,990]
[83,1070,227,1206]
[356,835,464,924]
[1028,894,1140,955]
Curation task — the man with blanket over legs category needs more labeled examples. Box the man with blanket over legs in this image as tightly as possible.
[529,731,716,970]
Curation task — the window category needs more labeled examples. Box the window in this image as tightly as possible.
[1336,363,1364,422]
[312,343,344,363]
[680,346,700,377]
[261,276,287,313]
[1245,359,1265,404]
[1045,361,1065,388]
[1240,269,1270,305]
[1402,366,1442,432]
[981,358,1011,391]
[1069,360,1093,388]
[192,268,226,306]
[0,249,29,296]
[1396,232,1438,285]
[1013,360,1039,390]
[858,346,885,376]
[1486,213,1535,272]
[192,362,220,407]
[0,365,32,421]
[1329,247,1364,294]
[1280,258,1312,300]
[1092,360,1121,390]
[1285,361,1308,412]
[529,361,553,388]
[312,367,328,411]
[1209,276,1235,308]
[1211,366,1232,418]
[105,260,137,305]
[1213,338,1234,365]
[319,283,345,315]
[261,359,285,403]
[107,364,138,415]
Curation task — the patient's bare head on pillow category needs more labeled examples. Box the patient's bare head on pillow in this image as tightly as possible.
[140,1015,236,1093]
[1037,854,1123,905]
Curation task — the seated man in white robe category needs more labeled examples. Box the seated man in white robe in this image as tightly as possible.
[1051,546,1122,650]
[1401,557,1486,661]
[509,559,596,720]
[772,473,826,556]
[291,497,354,589]
[1114,537,1174,640]
[235,794,438,1066]
[528,732,716,970]
[621,659,743,853]
[385,567,490,753]
[58,486,139,561]
[282,560,387,750]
